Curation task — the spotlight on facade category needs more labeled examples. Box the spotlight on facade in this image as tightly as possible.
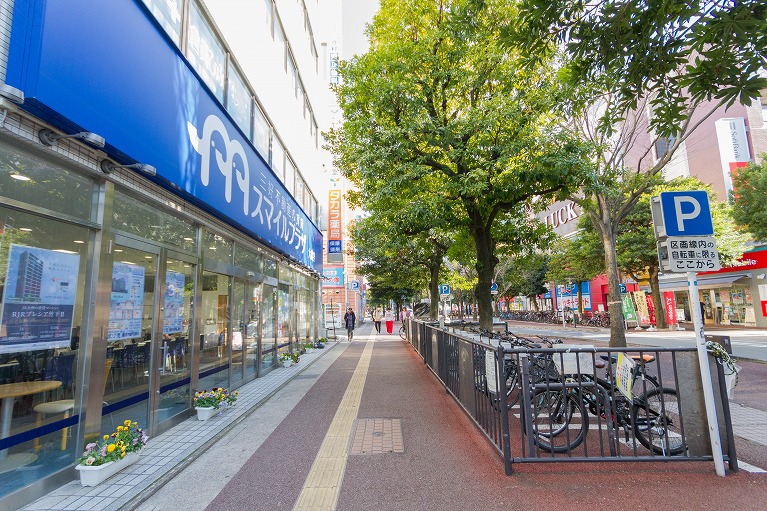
[39,128,105,148]
[100,159,157,176]
[0,83,24,104]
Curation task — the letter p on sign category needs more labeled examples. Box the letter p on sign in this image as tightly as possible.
[659,191,714,236]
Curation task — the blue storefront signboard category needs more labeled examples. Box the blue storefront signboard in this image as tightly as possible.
[322,267,344,288]
[6,0,323,273]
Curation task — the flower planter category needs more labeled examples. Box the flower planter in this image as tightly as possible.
[75,451,140,487]
[195,406,218,421]
[282,359,293,368]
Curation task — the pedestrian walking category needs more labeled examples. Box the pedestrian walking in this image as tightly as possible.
[372,307,383,334]
[384,308,394,334]
[344,307,356,341]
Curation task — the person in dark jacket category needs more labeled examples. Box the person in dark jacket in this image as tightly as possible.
[344,308,356,341]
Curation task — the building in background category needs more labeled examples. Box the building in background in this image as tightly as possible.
[0,0,331,507]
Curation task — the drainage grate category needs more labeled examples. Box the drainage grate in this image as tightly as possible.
[350,418,404,455]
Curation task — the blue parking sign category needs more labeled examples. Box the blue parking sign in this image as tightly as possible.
[659,191,714,236]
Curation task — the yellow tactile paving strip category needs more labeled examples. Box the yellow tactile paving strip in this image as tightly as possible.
[293,342,374,511]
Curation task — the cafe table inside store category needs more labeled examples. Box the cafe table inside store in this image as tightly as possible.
[0,380,62,473]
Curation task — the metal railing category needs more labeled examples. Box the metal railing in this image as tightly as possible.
[402,320,737,475]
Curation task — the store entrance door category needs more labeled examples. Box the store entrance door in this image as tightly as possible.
[104,236,196,437]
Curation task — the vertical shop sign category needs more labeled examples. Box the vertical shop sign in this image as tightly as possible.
[108,262,146,341]
[633,291,651,326]
[328,189,343,263]
[663,292,678,325]
[645,294,656,326]
[621,293,637,322]
[163,270,185,335]
[0,245,80,353]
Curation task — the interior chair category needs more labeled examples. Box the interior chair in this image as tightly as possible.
[33,353,76,451]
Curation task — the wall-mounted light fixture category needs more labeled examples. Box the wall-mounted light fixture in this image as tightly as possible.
[757,273,766,280]
[39,128,105,148]
[100,159,156,176]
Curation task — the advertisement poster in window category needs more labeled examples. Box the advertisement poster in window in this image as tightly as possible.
[0,245,80,353]
[108,262,145,341]
[163,270,185,335]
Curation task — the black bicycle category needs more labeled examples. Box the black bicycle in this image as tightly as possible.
[399,325,406,340]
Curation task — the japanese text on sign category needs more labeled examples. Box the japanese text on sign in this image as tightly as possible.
[328,189,342,254]
[666,236,721,272]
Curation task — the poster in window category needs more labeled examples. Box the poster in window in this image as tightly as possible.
[0,245,80,353]
[163,270,185,335]
[108,262,145,341]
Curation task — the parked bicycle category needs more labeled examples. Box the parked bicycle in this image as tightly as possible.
[399,325,406,340]
[524,351,682,456]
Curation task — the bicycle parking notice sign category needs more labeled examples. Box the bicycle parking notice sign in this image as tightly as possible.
[666,236,721,272]
[615,353,635,400]
[485,350,499,394]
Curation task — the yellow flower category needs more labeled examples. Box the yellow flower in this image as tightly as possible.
[117,426,123,432]
[132,422,138,427]
[120,451,126,458]
[103,435,109,441]
[107,444,116,453]
[124,420,131,426]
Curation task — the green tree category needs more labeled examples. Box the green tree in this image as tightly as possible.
[505,2,766,345]
[546,231,604,314]
[731,158,767,241]
[503,252,550,311]
[327,0,591,329]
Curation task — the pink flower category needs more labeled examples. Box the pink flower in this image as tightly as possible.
[85,457,95,466]
[85,442,97,453]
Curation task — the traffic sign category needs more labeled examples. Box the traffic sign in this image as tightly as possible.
[490,282,498,295]
[666,236,721,272]
[439,284,451,296]
[659,191,714,236]
[349,280,360,291]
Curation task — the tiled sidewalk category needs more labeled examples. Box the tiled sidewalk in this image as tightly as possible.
[21,345,339,511]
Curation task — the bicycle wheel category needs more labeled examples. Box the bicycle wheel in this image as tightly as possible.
[399,326,406,340]
[526,386,588,453]
[632,387,684,455]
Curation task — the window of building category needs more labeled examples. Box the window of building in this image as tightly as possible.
[142,0,183,46]
[227,64,253,139]
[113,191,197,252]
[253,104,271,162]
[272,138,285,181]
[654,134,677,160]
[288,54,298,98]
[274,20,287,70]
[262,0,273,35]
[187,1,226,102]
[285,158,296,197]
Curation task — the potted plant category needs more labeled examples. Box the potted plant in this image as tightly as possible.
[304,341,315,354]
[315,337,327,349]
[193,388,237,420]
[280,352,299,367]
[75,420,149,486]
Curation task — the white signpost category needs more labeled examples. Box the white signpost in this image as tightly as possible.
[652,191,725,477]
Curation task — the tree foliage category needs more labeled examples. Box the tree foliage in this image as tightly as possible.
[327,0,591,329]
[731,158,767,242]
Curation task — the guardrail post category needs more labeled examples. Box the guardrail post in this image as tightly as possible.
[497,343,513,475]
[518,352,536,457]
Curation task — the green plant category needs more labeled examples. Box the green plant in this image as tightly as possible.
[194,387,238,409]
[706,341,738,375]
[76,420,148,467]
[304,341,315,350]
[280,352,299,363]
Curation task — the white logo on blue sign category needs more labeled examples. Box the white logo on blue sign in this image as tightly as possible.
[659,191,714,236]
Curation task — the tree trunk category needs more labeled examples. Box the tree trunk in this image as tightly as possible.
[601,224,627,347]
[471,221,498,330]
[429,260,440,320]
[649,267,667,329]
[531,295,539,311]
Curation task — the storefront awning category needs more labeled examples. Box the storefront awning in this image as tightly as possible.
[659,273,750,292]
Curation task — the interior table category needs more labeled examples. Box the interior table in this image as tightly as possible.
[0,380,62,468]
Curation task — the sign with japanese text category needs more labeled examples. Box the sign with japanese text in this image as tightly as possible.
[328,189,343,263]
[622,293,637,322]
[663,292,678,325]
[322,267,344,288]
[162,270,185,335]
[615,353,635,400]
[485,350,499,394]
[0,245,80,354]
[666,236,721,272]
[108,262,146,341]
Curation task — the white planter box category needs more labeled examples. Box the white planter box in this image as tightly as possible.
[195,406,218,421]
[75,451,140,487]
[282,359,293,368]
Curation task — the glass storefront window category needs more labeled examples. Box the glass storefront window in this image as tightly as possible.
[199,272,230,391]
[0,138,95,221]
[203,229,233,264]
[234,246,262,275]
[272,139,285,181]
[263,257,277,278]
[188,1,226,102]
[0,206,90,496]
[261,283,276,369]
[113,191,197,252]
